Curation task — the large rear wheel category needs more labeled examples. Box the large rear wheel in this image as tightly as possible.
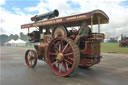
[47,37,80,76]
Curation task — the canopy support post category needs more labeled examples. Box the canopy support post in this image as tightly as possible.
[28,28,29,34]
[98,16,100,33]
[91,16,93,32]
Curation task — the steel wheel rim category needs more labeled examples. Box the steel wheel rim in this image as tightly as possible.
[47,37,79,76]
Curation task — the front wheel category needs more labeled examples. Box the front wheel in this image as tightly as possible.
[25,50,37,68]
[47,37,80,76]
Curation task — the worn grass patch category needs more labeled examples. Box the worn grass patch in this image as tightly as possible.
[101,42,128,54]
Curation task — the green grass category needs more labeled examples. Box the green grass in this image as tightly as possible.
[17,43,128,54]
[16,46,34,48]
[101,42,128,54]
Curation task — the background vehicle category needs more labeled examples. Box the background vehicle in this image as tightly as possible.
[119,35,128,47]
[21,9,109,76]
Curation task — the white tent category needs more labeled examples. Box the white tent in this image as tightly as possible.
[5,39,16,46]
[6,39,26,46]
[8,39,16,44]
[117,35,121,42]
[104,39,110,42]
[15,39,26,44]
[15,39,26,46]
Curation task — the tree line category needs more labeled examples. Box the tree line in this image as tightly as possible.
[0,32,27,45]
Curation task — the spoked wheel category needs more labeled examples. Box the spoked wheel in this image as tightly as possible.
[25,50,37,68]
[47,37,80,76]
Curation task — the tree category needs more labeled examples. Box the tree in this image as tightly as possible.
[13,34,19,40]
[0,34,8,45]
[8,34,14,41]
[8,34,19,41]
[20,32,27,41]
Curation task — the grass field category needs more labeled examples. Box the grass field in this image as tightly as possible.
[101,42,128,54]
[18,42,128,54]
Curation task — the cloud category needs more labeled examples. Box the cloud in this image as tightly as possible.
[24,0,48,14]
[0,0,128,37]
[0,0,5,5]
[24,0,72,16]
[0,7,32,35]
[70,0,128,36]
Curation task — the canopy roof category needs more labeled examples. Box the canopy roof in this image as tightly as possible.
[21,9,109,29]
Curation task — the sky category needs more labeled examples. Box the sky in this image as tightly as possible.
[0,0,128,37]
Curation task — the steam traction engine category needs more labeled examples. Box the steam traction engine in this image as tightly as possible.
[119,35,128,47]
[21,9,109,76]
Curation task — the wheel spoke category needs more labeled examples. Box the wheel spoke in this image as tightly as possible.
[54,49,58,54]
[57,62,59,68]
[64,52,73,56]
[62,62,66,72]
[31,54,35,58]
[29,51,35,60]
[27,55,31,60]
[59,63,62,72]
[32,60,35,65]
[65,62,69,71]
[30,60,33,66]
[65,57,74,61]
[64,59,73,65]
[62,43,69,53]
[60,40,64,50]
[59,44,61,52]
[52,56,57,61]
[64,46,71,53]
[54,44,59,53]
[49,52,57,55]
[52,61,57,66]
[28,51,32,56]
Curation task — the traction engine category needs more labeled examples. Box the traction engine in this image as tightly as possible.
[21,9,109,76]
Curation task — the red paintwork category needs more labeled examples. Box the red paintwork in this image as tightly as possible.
[80,40,101,67]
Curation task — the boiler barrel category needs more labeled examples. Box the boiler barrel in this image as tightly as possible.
[31,9,59,22]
